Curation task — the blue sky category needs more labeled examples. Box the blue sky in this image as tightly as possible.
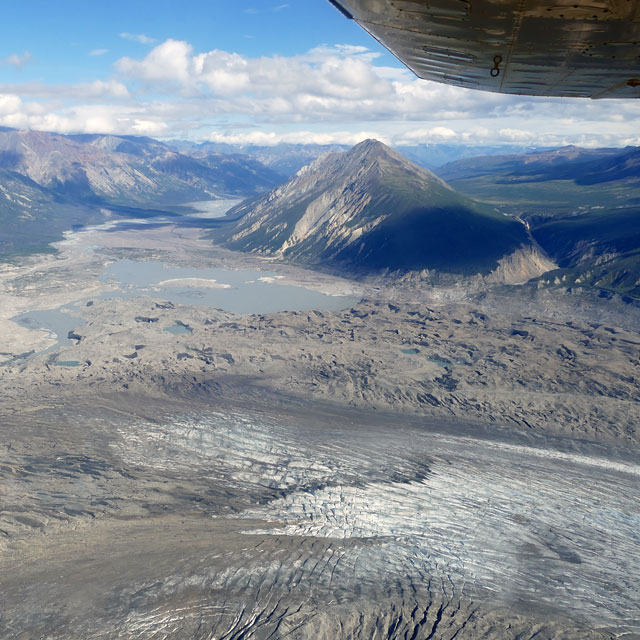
[1,0,638,147]
[2,1,382,83]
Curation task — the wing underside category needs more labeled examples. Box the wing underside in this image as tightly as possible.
[330,0,640,98]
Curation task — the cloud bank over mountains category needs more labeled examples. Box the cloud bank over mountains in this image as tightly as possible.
[0,39,638,147]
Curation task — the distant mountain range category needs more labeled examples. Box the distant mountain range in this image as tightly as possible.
[173,139,545,175]
[173,141,350,178]
[212,140,538,277]
[0,129,284,205]
[436,145,640,211]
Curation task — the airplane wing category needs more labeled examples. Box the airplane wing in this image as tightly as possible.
[328,0,640,98]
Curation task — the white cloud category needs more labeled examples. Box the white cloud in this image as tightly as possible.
[89,49,109,56]
[0,101,169,137]
[206,129,390,146]
[244,4,289,14]
[0,38,638,148]
[83,80,130,99]
[393,127,458,145]
[119,39,625,129]
[120,32,156,45]
[0,52,31,70]
[117,39,194,87]
[0,80,130,100]
[0,94,22,116]
[498,128,536,143]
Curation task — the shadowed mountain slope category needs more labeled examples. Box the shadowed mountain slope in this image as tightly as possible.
[436,145,640,298]
[533,206,640,298]
[213,140,531,276]
[0,168,98,257]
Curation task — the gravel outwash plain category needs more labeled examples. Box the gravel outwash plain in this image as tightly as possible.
[5,288,639,447]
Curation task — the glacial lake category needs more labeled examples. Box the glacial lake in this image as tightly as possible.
[13,195,359,358]
[12,258,359,356]
[12,307,86,359]
[98,259,359,314]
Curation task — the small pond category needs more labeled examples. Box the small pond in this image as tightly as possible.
[165,323,193,335]
[428,356,452,369]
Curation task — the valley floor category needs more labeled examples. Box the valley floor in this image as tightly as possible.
[0,222,639,639]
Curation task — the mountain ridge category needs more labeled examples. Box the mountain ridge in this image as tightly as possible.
[0,129,284,205]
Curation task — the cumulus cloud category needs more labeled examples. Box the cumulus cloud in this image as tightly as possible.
[0,93,23,116]
[117,40,196,88]
[115,40,437,113]
[0,38,639,146]
[112,39,640,131]
[0,99,168,136]
[0,52,32,70]
[120,32,156,45]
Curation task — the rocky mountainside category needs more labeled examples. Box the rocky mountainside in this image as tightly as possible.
[213,140,537,276]
[0,129,284,206]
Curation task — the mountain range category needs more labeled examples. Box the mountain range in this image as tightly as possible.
[174,140,545,176]
[1,127,638,297]
[0,129,284,205]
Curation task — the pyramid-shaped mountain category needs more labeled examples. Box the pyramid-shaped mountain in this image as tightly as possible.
[215,140,530,275]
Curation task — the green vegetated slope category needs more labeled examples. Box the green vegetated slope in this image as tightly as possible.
[437,145,640,298]
[533,206,640,298]
[437,146,640,214]
[215,140,528,275]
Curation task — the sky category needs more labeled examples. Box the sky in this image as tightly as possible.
[1,0,639,148]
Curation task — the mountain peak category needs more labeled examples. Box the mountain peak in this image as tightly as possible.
[348,138,401,162]
[350,138,387,152]
[214,142,531,276]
